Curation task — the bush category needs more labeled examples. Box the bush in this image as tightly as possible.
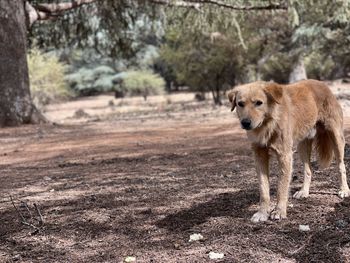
[28,48,71,106]
[65,65,117,96]
[121,71,165,100]
[305,52,335,80]
[259,53,293,84]
[65,66,165,99]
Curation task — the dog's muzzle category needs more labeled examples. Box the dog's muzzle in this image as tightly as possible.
[241,119,252,130]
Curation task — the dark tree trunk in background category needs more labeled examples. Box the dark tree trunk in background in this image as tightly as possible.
[0,0,43,126]
[211,85,222,105]
[213,74,222,106]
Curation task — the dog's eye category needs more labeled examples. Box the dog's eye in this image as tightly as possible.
[255,100,263,106]
[237,101,245,107]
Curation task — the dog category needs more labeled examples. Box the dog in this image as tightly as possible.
[227,80,350,222]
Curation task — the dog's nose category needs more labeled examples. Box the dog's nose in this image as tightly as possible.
[241,119,252,130]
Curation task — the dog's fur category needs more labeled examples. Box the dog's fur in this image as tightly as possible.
[228,80,350,222]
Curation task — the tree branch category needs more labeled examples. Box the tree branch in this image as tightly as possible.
[149,0,288,11]
[35,0,97,13]
[149,0,201,9]
[25,0,287,28]
[25,0,99,27]
[25,1,58,27]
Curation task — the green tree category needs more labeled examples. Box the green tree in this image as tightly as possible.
[160,29,240,105]
[290,0,350,79]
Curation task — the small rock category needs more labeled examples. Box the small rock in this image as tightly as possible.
[189,233,204,242]
[43,176,52,181]
[299,224,310,232]
[209,252,224,260]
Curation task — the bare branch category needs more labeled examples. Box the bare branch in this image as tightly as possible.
[25,0,99,27]
[22,201,33,218]
[34,203,44,226]
[149,0,201,9]
[25,1,71,27]
[10,196,44,233]
[149,0,288,11]
[10,195,26,222]
[192,0,287,11]
[25,0,287,28]
[25,1,39,27]
[35,0,98,13]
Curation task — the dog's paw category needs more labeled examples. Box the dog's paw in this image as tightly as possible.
[293,190,309,199]
[338,189,350,198]
[270,209,287,221]
[250,211,269,223]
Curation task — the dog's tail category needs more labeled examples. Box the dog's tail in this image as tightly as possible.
[314,122,334,169]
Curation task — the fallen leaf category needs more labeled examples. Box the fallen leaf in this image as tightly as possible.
[209,252,224,259]
[299,224,310,232]
[189,233,204,242]
[124,256,136,262]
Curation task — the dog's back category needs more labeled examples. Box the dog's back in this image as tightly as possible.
[285,80,343,168]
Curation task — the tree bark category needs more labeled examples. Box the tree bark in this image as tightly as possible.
[0,0,44,126]
[289,55,307,83]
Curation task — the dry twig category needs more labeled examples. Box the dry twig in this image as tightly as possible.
[9,195,44,232]
[289,234,314,255]
[34,203,44,226]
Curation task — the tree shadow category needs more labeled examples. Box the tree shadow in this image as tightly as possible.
[287,197,350,263]
[156,190,257,232]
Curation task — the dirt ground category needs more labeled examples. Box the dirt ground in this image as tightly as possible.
[2,88,350,263]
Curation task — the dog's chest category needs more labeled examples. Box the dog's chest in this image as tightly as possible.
[247,127,275,146]
[305,128,316,139]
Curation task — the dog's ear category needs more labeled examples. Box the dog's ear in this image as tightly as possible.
[227,89,237,111]
[264,83,283,104]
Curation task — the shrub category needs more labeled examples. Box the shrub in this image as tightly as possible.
[305,52,335,80]
[259,53,293,84]
[93,65,115,76]
[28,48,71,106]
[121,71,165,100]
[65,65,117,96]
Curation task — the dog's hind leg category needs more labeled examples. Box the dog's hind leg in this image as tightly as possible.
[293,139,313,199]
[330,127,350,198]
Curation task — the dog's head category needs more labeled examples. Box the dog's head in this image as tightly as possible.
[227,82,283,130]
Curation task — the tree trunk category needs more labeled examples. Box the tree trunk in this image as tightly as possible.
[289,55,307,83]
[211,85,222,105]
[209,74,221,105]
[0,0,44,126]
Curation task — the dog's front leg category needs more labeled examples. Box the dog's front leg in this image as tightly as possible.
[251,146,270,223]
[271,149,293,220]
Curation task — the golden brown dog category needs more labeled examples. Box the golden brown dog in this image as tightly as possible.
[228,80,350,222]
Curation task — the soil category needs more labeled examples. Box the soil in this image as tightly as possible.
[1,91,350,263]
